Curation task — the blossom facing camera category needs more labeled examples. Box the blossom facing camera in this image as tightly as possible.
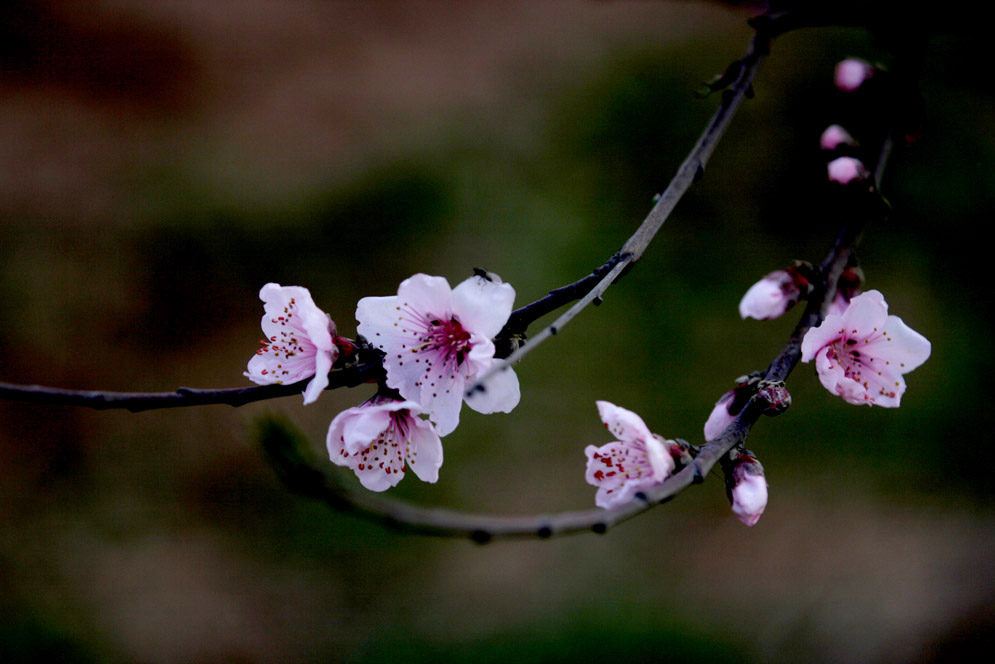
[585,401,675,509]
[356,273,519,436]
[820,124,857,151]
[827,156,869,185]
[245,283,337,405]
[834,58,873,92]
[801,290,931,407]
[327,397,443,492]
[728,456,767,527]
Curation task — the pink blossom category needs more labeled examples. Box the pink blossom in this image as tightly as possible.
[585,401,675,509]
[834,58,873,92]
[820,124,857,151]
[739,269,804,320]
[827,156,869,184]
[245,283,337,405]
[356,273,519,436]
[801,290,931,407]
[326,397,443,492]
[729,460,767,527]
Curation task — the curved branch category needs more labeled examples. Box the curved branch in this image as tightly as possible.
[465,26,772,398]
[268,221,856,542]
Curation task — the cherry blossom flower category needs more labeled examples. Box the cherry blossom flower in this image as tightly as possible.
[356,273,520,436]
[819,124,857,151]
[801,290,931,407]
[727,454,767,527]
[245,283,337,405]
[585,401,675,509]
[326,396,443,492]
[827,156,869,184]
[834,58,874,92]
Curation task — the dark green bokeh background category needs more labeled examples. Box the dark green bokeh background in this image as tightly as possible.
[1,2,992,663]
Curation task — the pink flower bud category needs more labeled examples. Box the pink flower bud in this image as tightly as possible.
[827,156,869,184]
[739,266,809,321]
[731,463,767,527]
[834,58,873,92]
[820,124,856,151]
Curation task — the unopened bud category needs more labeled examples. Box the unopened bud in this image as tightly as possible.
[827,156,869,185]
[834,58,874,92]
[820,124,857,151]
[724,450,767,527]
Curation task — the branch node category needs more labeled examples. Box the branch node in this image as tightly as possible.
[470,529,492,545]
[591,522,607,535]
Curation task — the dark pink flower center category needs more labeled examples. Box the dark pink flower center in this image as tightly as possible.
[425,318,472,366]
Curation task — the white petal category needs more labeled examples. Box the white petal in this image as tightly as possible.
[645,435,675,482]
[301,348,334,405]
[406,417,443,484]
[396,274,454,321]
[465,364,520,415]
[451,275,515,339]
[425,372,464,437]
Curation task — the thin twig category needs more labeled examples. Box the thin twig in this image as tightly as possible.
[465,27,771,400]
[269,218,858,541]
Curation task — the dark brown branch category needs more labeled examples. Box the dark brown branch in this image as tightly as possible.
[0,361,383,412]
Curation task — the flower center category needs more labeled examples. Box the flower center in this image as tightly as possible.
[425,318,472,365]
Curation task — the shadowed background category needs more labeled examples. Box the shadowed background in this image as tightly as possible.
[1,2,992,663]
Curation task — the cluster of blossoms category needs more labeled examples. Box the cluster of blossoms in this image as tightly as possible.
[245,57,930,530]
[246,273,520,492]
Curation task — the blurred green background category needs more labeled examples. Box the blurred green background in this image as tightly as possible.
[1,2,992,662]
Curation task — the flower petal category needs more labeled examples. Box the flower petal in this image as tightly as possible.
[464,364,520,415]
[451,275,515,339]
[596,401,654,445]
[406,417,443,484]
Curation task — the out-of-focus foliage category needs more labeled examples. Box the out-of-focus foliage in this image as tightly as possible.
[1,2,992,663]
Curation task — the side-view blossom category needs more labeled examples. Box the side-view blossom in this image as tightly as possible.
[801,290,931,407]
[585,401,676,509]
[739,263,813,321]
[827,156,869,184]
[819,124,857,151]
[356,272,520,436]
[726,453,767,527]
[245,283,337,405]
[327,396,443,492]
[834,57,874,92]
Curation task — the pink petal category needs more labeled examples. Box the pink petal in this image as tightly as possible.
[596,401,654,445]
[451,275,515,339]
